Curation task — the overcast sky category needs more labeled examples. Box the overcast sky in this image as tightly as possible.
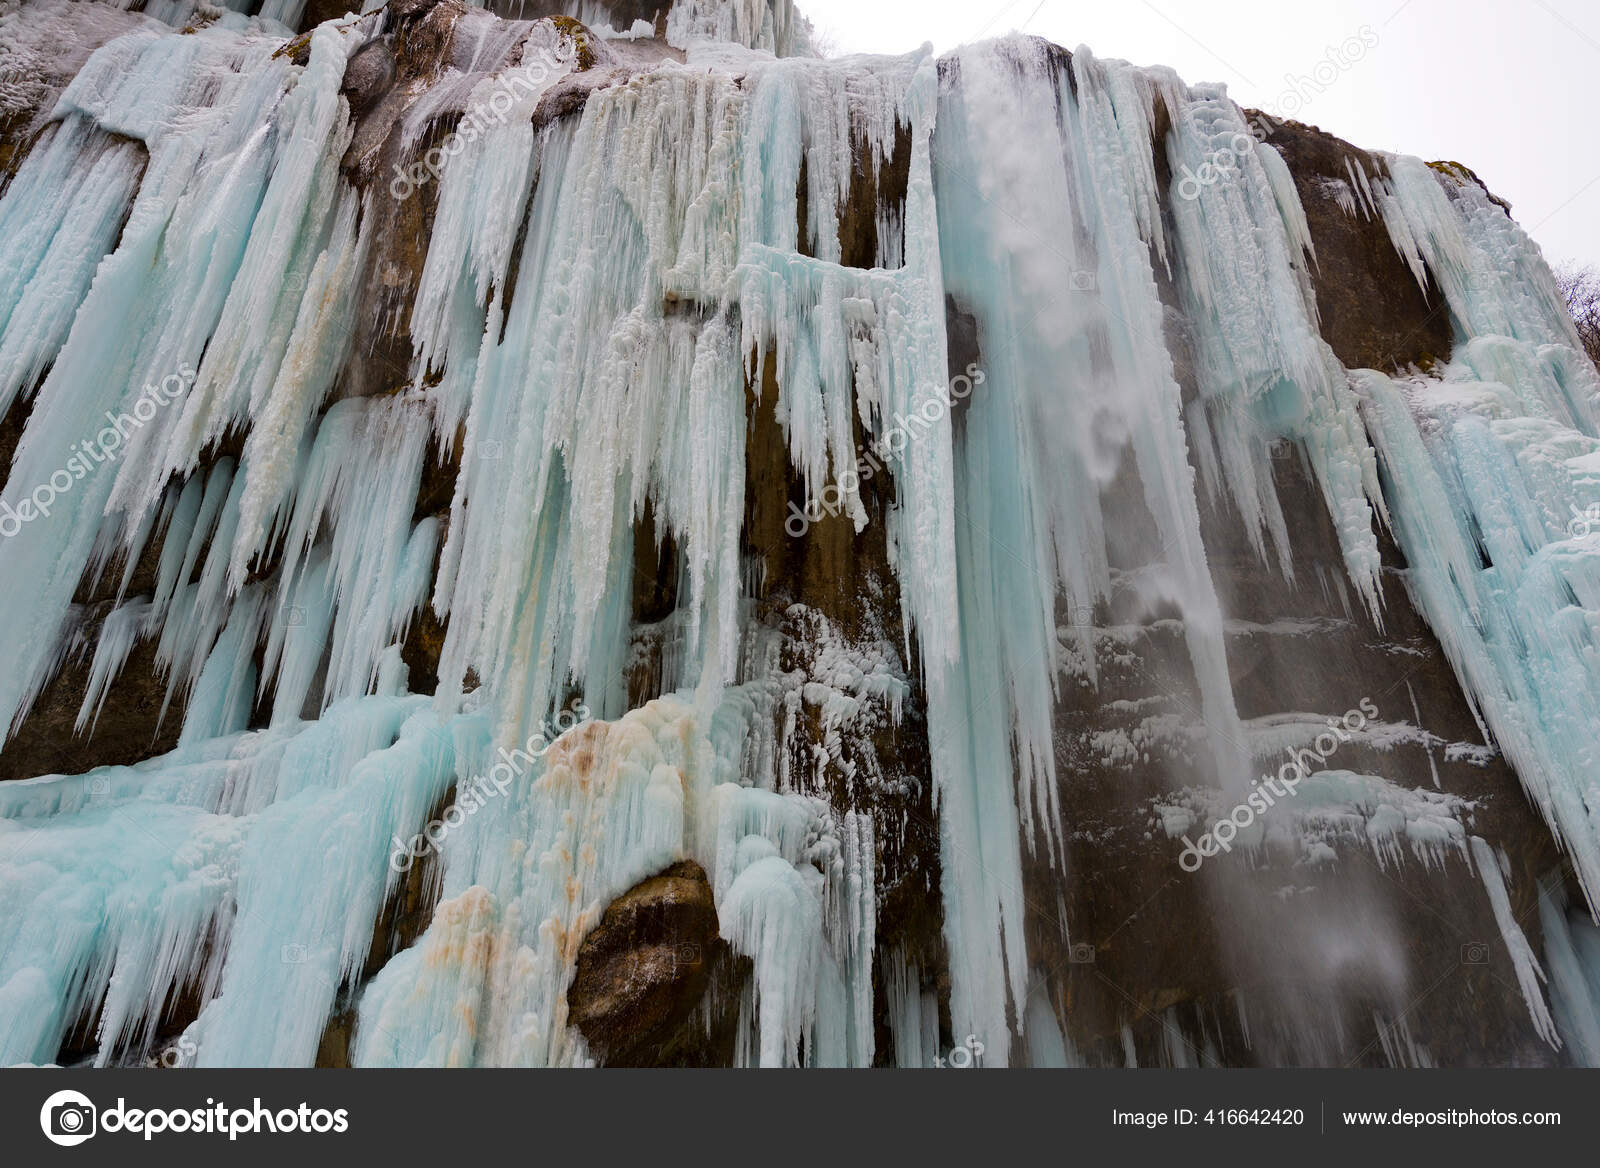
[796,0,1599,271]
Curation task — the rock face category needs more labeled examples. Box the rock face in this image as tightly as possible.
[990,103,1572,1066]
[568,861,722,1065]
[1253,116,1457,372]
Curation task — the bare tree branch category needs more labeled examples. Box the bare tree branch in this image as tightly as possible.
[1553,261,1600,370]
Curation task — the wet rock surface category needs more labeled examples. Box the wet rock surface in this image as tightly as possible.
[1253,116,1455,372]
[568,860,723,1064]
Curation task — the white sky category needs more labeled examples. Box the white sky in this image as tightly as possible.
[796,0,1600,270]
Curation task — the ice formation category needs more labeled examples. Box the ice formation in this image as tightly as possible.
[1349,155,1600,914]
[1,0,1598,1068]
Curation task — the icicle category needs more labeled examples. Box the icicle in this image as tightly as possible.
[74,600,160,736]
[407,20,579,443]
[1470,836,1559,1048]
[1150,64,1385,613]
[0,18,356,738]
[179,588,266,747]
[884,947,939,1068]
[190,694,461,1066]
[666,0,804,58]
[1538,874,1600,1066]
[0,121,143,418]
[1353,259,1600,912]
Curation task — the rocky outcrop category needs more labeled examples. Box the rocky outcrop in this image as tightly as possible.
[567,860,724,1064]
[1252,115,1454,371]
[0,0,156,182]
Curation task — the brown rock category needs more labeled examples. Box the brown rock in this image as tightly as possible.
[341,39,396,113]
[568,860,721,1064]
[0,629,185,782]
[298,0,363,34]
[1250,114,1455,371]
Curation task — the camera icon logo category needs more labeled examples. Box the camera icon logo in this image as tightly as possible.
[1568,503,1600,540]
[669,943,702,970]
[39,1089,97,1147]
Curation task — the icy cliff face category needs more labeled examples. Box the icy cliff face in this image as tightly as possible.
[1,0,1599,1068]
